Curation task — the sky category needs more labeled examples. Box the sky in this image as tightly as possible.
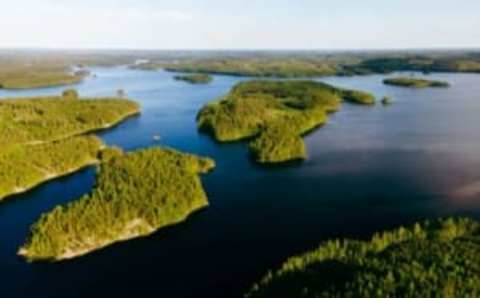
[0,0,479,50]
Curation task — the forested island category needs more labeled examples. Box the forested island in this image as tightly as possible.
[197,80,374,163]
[174,74,213,84]
[19,147,215,261]
[383,77,450,88]
[247,218,480,298]
[352,56,480,74]
[0,94,140,200]
[133,58,341,78]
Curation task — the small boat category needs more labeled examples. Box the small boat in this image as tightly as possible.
[153,135,161,141]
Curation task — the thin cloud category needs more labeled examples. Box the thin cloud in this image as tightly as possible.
[103,8,193,22]
[157,10,193,21]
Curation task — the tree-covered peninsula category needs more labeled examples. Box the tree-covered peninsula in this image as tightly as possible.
[174,74,213,84]
[0,64,87,89]
[197,80,375,163]
[19,147,215,261]
[0,94,140,200]
[0,96,140,146]
[246,218,480,298]
[383,77,450,88]
[0,136,103,200]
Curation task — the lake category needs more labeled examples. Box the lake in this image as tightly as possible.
[1,67,480,298]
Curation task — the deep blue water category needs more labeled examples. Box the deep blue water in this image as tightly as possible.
[1,68,480,298]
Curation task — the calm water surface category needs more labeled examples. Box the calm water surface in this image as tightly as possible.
[1,68,480,298]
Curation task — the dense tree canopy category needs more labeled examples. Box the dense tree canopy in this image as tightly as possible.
[0,95,140,200]
[246,218,480,298]
[174,74,213,84]
[355,57,480,74]
[19,147,215,261]
[131,55,480,78]
[144,58,340,78]
[0,64,86,89]
[0,96,140,146]
[0,136,103,200]
[198,80,374,163]
[383,77,450,88]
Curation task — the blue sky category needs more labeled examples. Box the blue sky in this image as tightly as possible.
[1,0,479,49]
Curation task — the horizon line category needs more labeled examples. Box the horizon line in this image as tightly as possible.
[0,47,479,52]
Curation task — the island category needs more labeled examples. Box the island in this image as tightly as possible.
[197,80,375,164]
[383,77,450,88]
[133,58,340,78]
[19,147,215,261]
[353,57,480,74]
[174,74,213,84]
[381,96,393,105]
[246,217,480,298]
[0,94,140,200]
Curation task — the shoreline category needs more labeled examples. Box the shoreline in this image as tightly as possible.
[0,78,84,91]
[19,201,208,262]
[0,108,141,201]
[22,108,141,147]
[0,159,100,202]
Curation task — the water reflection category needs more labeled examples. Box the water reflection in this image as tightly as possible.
[1,68,480,298]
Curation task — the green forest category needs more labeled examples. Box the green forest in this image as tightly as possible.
[0,52,141,89]
[246,217,480,298]
[0,64,86,89]
[131,54,480,78]
[3,50,480,81]
[383,77,450,88]
[0,96,140,146]
[0,94,140,200]
[19,147,215,261]
[174,74,213,84]
[0,136,102,200]
[197,80,374,163]
[137,58,340,78]
[352,57,480,74]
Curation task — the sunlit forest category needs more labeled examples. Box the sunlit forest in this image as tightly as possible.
[198,80,374,163]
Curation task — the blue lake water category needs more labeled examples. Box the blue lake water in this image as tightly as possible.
[1,68,480,298]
